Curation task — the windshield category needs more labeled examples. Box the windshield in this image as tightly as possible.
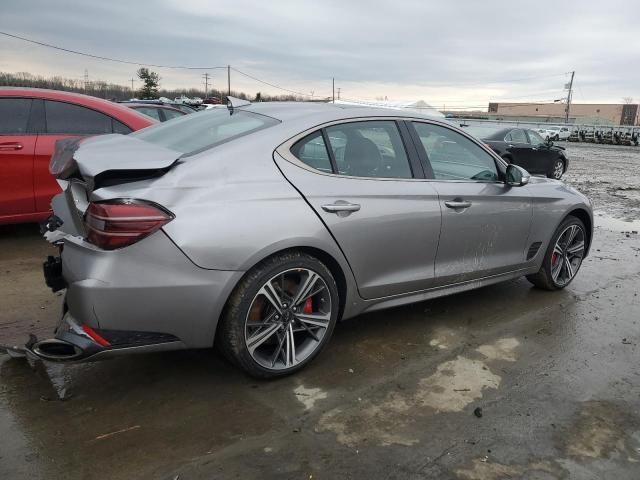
[132,108,280,155]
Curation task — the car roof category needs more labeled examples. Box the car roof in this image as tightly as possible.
[0,87,155,129]
[238,101,451,128]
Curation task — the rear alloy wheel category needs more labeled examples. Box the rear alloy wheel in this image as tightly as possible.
[526,217,586,290]
[218,252,339,378]
[550,159,565,179]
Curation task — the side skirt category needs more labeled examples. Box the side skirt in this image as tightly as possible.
[354,267,535,316]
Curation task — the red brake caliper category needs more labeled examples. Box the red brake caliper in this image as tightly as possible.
[303,298,313,314]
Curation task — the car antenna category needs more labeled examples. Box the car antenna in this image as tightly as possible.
[226,96,251,115]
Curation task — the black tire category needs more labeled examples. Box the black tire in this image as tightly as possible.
[548,158,565,179]
[526,216,586,291]
[217,251,339,378]
[554,135,560,141]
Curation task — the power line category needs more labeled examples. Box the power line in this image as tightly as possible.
[232,67,327,98]
[0,30,227,70]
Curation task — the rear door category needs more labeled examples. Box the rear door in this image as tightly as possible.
[0,97,36,218]
[275,119,442,299]
[410,121,532,285]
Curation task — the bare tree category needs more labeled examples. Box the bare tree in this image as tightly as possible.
[623,97,634,104]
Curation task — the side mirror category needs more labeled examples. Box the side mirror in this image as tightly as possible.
[506,164,530,187]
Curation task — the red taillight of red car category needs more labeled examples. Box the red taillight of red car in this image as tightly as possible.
[84,200,174,250]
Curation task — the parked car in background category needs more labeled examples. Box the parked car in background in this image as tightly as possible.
[203,97,223,105]
[545,126,571,141]
[174,95,190,104]
[121,102,186,122]
[35,101,592,378]
[0,88,154,225]
[483,128,569,179]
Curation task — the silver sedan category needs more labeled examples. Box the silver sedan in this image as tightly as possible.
[33,99,593,378]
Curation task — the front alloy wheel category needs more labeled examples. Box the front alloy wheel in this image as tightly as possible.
[549,224,585,287]
[526,216,586,290]
[218,252,339,378]
[551,159,564,179]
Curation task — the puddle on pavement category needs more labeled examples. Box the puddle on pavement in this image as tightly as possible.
[562,400,640,462]
[316,337,520,447]
[456,459,558,480]
[594,211,640,232]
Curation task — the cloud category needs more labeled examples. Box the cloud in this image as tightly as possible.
[1,0,639,105]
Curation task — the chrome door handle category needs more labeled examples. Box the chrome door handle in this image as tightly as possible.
[0,142,23,151]
[321,202,361,213]
[445,200,472,209]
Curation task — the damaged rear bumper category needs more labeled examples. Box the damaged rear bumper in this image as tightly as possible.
[23,313,188,363]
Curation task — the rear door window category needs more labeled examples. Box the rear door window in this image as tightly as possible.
[134,106,162,121]
[0,98,33,134]
[324,121,412,178]
[509,129,527,143]
[44,100,113,134]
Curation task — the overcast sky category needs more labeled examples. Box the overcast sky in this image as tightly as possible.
[1,0,639,108]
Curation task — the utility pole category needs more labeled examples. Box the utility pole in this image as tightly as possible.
[565,71,575,123]
[203,72,211,99]
[227,65,231,97]
[84,69,88,93]
[336,87,341,100]
[130,78,135,92]
[332,78,335,103]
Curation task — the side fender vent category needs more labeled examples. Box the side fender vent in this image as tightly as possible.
[527,242,542,260]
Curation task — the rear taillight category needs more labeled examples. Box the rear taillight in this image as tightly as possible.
[84,200,174,250]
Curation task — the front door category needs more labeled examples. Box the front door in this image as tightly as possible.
[525,129,555,175]
[275,120,442,299]
[410,121,533,285]
[0,98,36,218]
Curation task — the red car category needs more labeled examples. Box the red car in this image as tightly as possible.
[0,88,155,225]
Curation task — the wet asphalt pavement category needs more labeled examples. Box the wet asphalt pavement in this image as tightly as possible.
[1,142,639,479]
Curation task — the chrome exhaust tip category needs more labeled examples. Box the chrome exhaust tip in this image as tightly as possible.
[31,339,84,361]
